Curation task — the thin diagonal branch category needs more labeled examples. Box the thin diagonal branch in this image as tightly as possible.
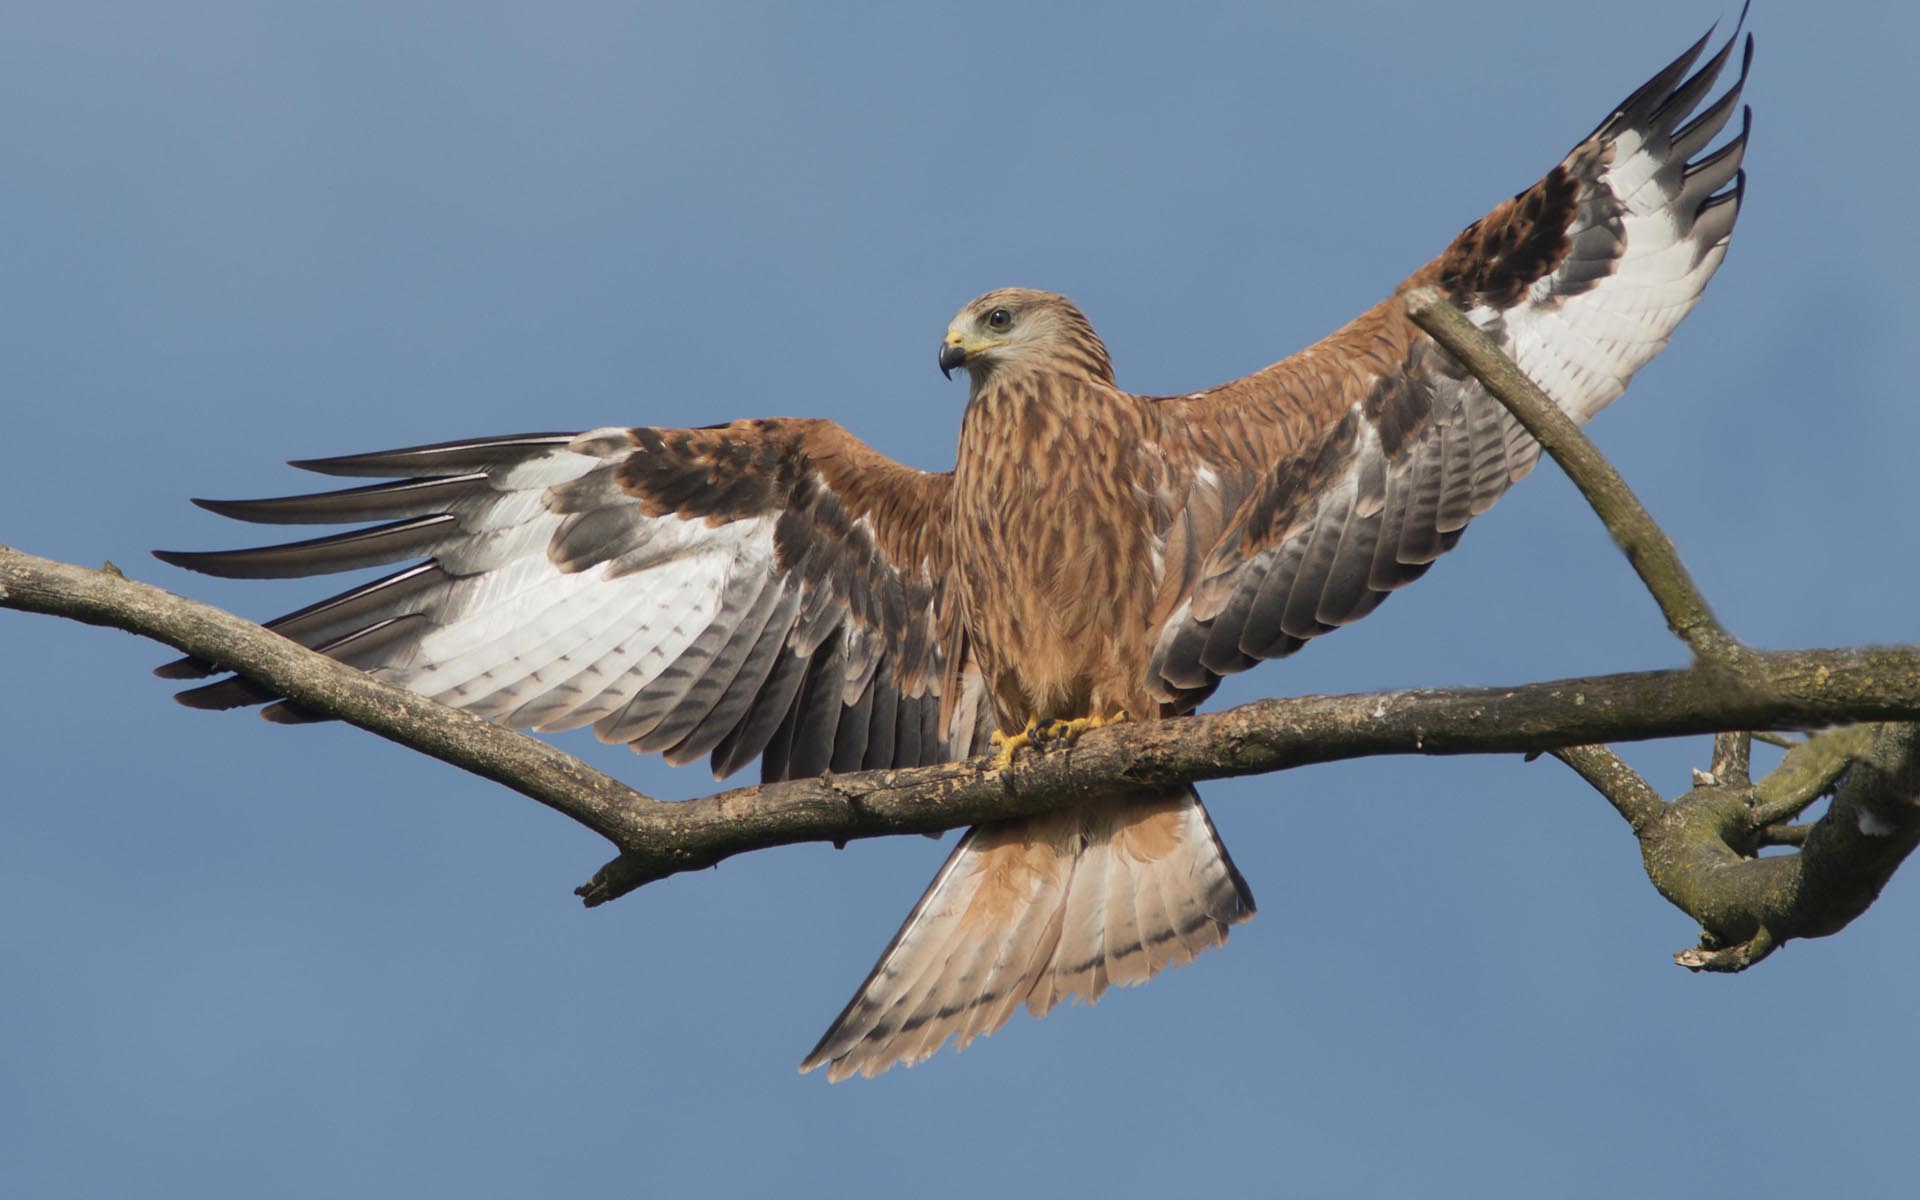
[1404,288,1745,667]
[1550,744,1666,833]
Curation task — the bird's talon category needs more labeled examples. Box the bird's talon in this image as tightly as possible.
[989,723,1039,772]
[1038,710,1128,746]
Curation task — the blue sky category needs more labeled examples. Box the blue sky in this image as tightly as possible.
[3,3,1915,1196]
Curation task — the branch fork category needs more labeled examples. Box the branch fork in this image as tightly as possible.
[1408,289,1920,970]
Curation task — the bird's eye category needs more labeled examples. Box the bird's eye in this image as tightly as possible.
[986,307,1013,332]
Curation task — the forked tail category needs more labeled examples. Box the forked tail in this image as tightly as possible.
[800,786,1254,1081]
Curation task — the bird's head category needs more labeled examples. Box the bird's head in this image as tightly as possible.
[938,288,1115,390]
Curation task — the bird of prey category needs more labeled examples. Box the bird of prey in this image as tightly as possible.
[156,20,1751,1081]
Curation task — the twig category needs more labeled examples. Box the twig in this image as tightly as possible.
[1403,288,1746,667]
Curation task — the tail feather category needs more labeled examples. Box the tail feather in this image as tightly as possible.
[1047,814,1116,1004]
[800,787,1254,1082]
[1098,826,1153,988]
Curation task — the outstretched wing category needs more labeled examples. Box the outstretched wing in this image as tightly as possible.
[1144,18,1751,703]
[157,419,989,782]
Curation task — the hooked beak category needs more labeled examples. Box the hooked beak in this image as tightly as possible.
[938,339,969,379]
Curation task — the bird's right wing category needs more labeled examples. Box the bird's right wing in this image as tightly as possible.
[157,418,988,782]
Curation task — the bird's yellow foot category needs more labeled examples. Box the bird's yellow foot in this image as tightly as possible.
[1034,711,1128,747]
[990,721,1041,772]
[992,712,1129,771]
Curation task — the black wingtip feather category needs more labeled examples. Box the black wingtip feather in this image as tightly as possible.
[1585,5,1749,149]
[1593,26,1712,140]
[1668,47,1749,163]
[260,700,328,724]
[170,613,427,711]
[154,654,218,680]
[190,495,302,522]
[289,433,573,478]
[152,515,457,579]
[174,674,278,710]
[187,475,490,526]
[1647,27,1739,136]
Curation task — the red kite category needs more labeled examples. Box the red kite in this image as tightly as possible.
[159,21,1751,1081]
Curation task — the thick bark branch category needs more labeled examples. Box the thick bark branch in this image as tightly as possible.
[9,543,1920,911]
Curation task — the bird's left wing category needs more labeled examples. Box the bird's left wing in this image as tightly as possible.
[1143,20,1750,705]
[157,419,987,782]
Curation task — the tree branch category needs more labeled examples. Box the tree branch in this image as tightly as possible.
[11,542,1920,910]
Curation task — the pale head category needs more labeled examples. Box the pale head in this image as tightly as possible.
[938,288,1115,390]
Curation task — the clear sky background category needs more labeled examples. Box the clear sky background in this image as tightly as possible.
[3,3,1914,1196]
